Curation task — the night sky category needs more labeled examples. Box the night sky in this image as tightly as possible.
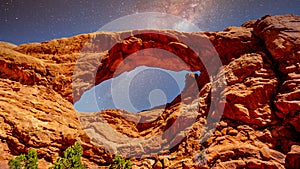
[74,66,199,113]
[1,0,300,45]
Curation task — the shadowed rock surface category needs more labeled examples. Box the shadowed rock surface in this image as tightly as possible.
[0,14,299,168]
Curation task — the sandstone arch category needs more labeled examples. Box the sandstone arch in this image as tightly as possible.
[94,31,218,87]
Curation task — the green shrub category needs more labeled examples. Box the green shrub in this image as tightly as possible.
[50,141,86,169]
[109,155,133,169]
[8,149,38,169]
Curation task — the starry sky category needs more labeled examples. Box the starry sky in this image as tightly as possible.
[1,0,300,45]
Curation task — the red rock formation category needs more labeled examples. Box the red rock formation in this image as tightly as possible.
[285,145,300,169]
[0,14,299,168]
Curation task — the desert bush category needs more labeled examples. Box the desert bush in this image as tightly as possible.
[8,149,38,169]
[109,155,133,169]
[50,141,86,169]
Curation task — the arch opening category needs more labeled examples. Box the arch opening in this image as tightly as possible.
[74,65,200,113]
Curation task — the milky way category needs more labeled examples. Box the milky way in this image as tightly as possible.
[1,0,300,44]
[136,0,214,27]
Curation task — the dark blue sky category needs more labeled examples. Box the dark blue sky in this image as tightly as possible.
[74,66,199,113]
[0,0,300,45]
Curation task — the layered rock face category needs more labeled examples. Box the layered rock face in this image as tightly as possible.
[0,14,299,168]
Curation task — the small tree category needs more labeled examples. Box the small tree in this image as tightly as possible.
[109,155,133,169]
[8,149,38,169]
[50,141,86,169]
